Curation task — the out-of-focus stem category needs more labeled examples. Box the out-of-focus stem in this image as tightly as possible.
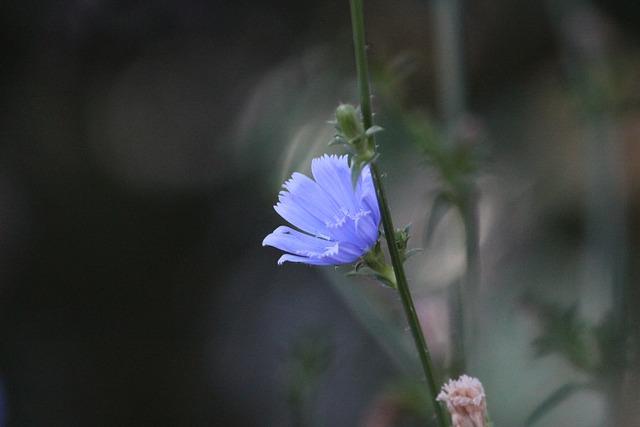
[546,0,629,423]
[461,186,479,357]
[432,0,476,373]
[349,1,448,426]
[432,0,466,131]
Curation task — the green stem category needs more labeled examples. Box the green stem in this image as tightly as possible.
[349,1,448,426]
[371,163,449,427]
[349,0,374,131]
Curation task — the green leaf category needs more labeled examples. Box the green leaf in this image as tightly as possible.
[346,267,396,288]
[531,304,598,373]
[524,383,585,427]
[347,134,364,145]
[351,161,364,188]
[365,125,384,137]
[373,273,396,288]
[329,135,347,147]
[346,266,376,277]
[404,248,423,260]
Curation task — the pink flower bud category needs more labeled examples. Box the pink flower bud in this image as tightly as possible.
[437,375,488,427]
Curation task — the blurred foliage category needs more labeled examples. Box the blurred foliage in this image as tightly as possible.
[531,303,599,373]
[524,382,588,427]
[383,381,433,425]
[285,328,335,427]
[409,117,478,199]
[524,295,633,425]
[404,113,484,246]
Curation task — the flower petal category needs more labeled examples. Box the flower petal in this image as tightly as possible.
[356,165,381,227]
[330,240,368,263]
[311,155,358,214]
[282,172,365,245]
[283,172,344,228]
[262,226,333,255]
[274,192,330,238]
[277,254,335,266]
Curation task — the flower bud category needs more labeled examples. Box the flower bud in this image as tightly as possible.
[437,375,488,427]
[335,104,364,141]
[394,225,410,254]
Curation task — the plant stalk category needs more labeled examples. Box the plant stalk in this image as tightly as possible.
[432,0,466,131]
[370,163,449,427]
[545,1,629,422]
[461,187,479,368]
[349,1,448,426]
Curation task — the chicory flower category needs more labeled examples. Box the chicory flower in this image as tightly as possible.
[263,154,380,266]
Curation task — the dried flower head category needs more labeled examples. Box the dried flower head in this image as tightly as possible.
[436,375,487,427]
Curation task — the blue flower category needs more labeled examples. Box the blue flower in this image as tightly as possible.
[263,154,381,265]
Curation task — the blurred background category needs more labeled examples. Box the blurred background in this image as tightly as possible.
[0,0,638,425]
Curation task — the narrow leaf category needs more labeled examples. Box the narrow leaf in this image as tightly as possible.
[346,266,376,277]
[351,161,364,188]
[404,248,423,261]
[365,125,384,137]
[423,192,452,246]
[524,383,585,427]
[373,273,396,288]
[329,135,347,147]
